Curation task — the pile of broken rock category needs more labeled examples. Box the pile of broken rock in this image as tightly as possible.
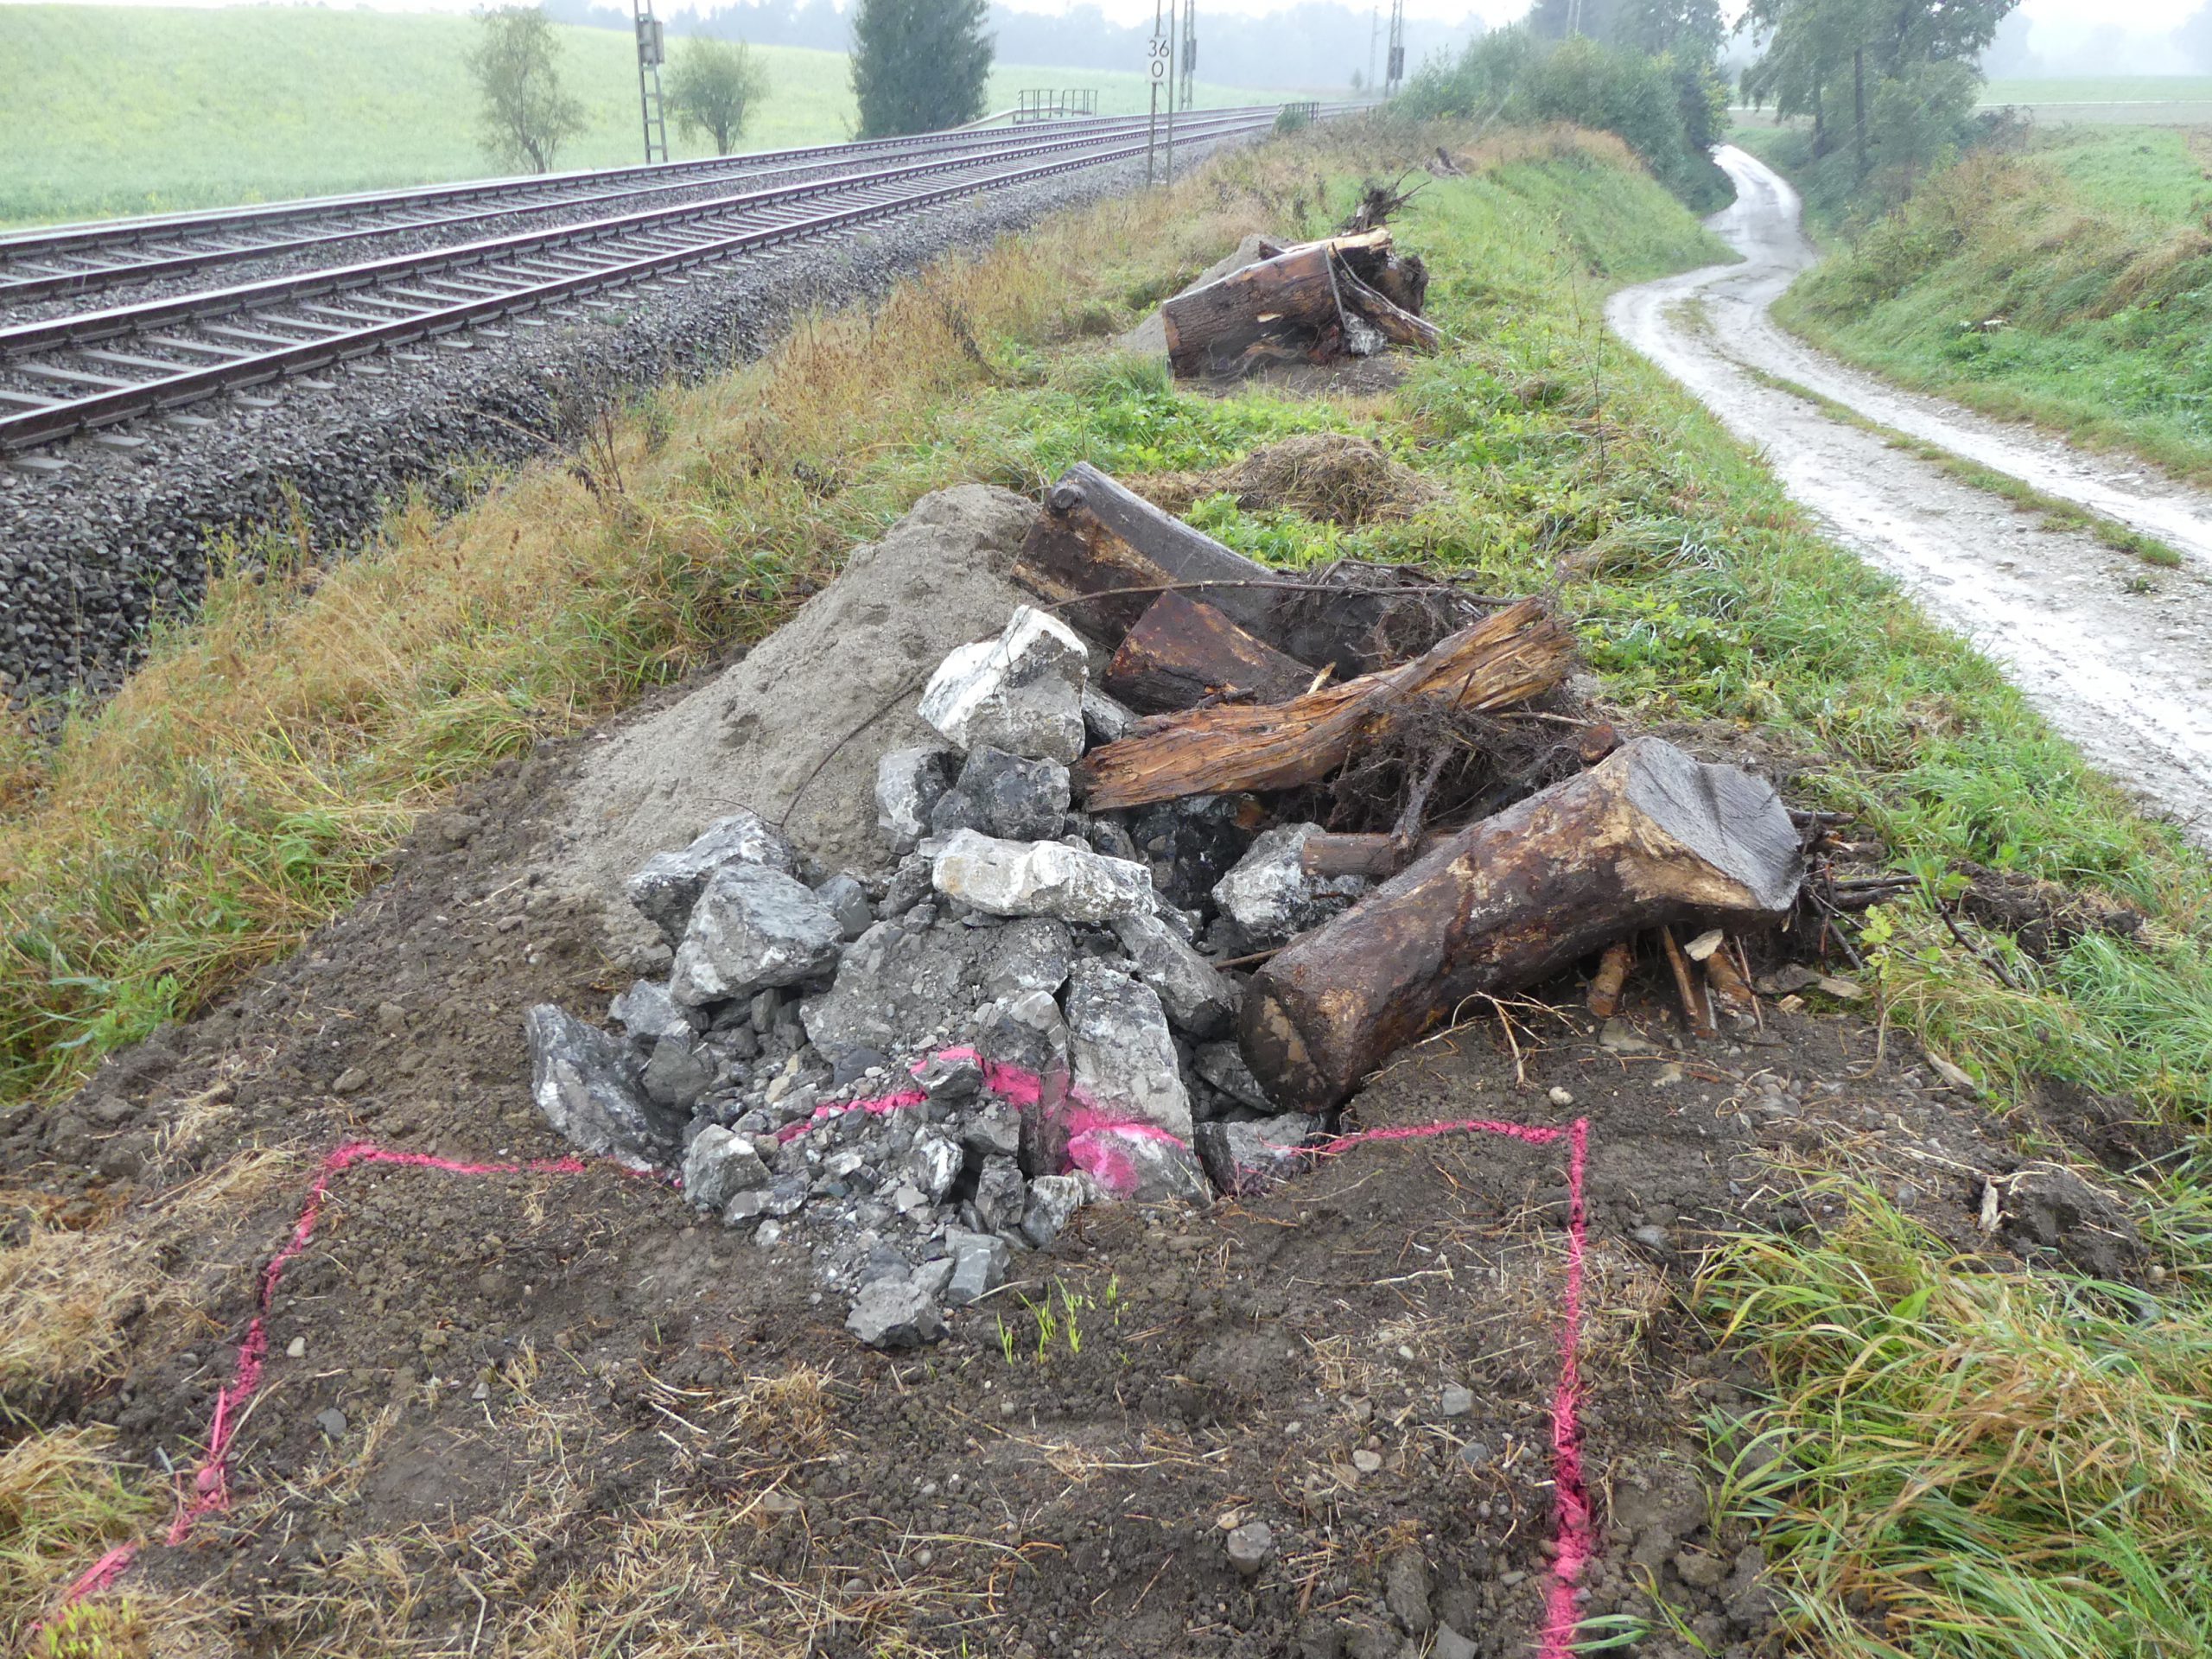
[525,601,1351,1350]
[525,460,1805,1353]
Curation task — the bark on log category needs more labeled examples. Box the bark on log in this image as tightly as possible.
[1334,259,1441,355]
[1013,461,1442,676]
[1103,591,1315,714]
[1163,242,1344,378]
[1240,739,1803,1113]
[1074,599,1576,811]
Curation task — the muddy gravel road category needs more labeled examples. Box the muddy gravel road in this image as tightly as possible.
[1609,144,2212,848]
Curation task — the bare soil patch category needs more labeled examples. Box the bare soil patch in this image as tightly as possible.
[2,518,2144,1659]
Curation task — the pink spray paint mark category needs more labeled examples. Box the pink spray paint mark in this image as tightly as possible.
[1539,1117,1594,1659]
[59,1064,1597,1657]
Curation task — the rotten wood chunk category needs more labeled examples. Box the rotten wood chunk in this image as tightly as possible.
[1586,939,1635,1020]
[1014,461,1463,677]
[1103,591,1314,714]
[1073,599,1575,812]
[1240,738,1803,1113]
[1160,230,1439,380]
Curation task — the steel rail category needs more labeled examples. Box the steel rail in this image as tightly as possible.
[0,111,1236,306]
[0,112,1284,452]
[0,105,1290,284]
[0,109,1285,361]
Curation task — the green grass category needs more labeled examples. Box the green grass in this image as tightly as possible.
[1769,126,2212,480]
[5,116,2212,1652]
[0,3,1304,226]
[1982,74,2212,107]
[1707,1188,2212,1659]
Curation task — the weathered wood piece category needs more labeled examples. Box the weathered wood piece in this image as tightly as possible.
[1240,738,1803,1113]
[1162,240,1344,378]
[1586,939,1635,1020]
[1073,600,1575,812]
[1299,831,1448,880]
[1013,461,1444,676]
[1103,591,1314,714]
[1333,259,1441,355]
[1160,229,1436,378]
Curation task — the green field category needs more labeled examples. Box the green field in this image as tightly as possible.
[0,3,1310,227]
[1772,124,2212,478]
[1979,75,2212,126]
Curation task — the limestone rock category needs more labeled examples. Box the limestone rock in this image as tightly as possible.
[1211,823,1368,944]
[1021,1173,1086,1246]
[918,606,1089,764]
[1193,1113,1320,1197]
[845,1276,947,1350]
[669,864,844,1007]
[876,747,958,855]
[932,829,1153,925]
[682,1125,772,1211]
[524,1004,683,1166]
[1065,958,1192,1138]
[626,811,800,946]
[1112,909,1236,1036]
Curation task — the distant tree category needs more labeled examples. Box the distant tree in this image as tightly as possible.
[666,37,770,154]
[2178,5,2212,74]
[1613,0,1724,60]
[467,5,588,173]
[849,0,994,137]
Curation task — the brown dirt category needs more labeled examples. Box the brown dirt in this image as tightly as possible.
[1,544,2150,1659]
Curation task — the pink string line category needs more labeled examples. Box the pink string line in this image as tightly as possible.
[55,1061,1597,1656]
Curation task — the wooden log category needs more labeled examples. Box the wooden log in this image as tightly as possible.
[1103,591,1315,714]
[1163,241,1345,379]
[1074,599,1575,812]
[1586,939,1635,1020]
[1334,259,1441,355]
[1299,831,1448,880]
[1013,461,1445,676]
[1240,738,1803,1113]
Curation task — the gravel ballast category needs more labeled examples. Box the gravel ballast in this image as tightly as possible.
[0,144,1239,708]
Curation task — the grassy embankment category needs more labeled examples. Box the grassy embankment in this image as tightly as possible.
[0,3,1307,227]
[5,118,2212,1653]
[1749,122,2212,482]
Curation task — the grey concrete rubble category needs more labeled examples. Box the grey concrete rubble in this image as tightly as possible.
[932,829,1153,924]
[918,604,1090,763]
[875,747,958,854]
[626,810,801,945]
[518,571,1400,1351]
[1212,822,1370,944]
[669,864,844,1007]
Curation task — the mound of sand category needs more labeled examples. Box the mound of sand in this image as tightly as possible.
[552,485,1037,951]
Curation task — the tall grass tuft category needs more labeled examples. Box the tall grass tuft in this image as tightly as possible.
[1706,1190,2212,1658]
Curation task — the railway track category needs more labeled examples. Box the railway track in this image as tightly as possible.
[0,109,1262,305]
[0,107,1306,455]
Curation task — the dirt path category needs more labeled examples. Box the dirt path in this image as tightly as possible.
[1608,144,2212,847]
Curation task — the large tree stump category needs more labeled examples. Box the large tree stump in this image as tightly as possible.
[1073,599,1574,811]
[1103,590,1316,713]
[1240,739,1803,1113]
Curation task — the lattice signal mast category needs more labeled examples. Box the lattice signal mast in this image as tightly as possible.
[634,0,669,163]
[1383,0,1405,98]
